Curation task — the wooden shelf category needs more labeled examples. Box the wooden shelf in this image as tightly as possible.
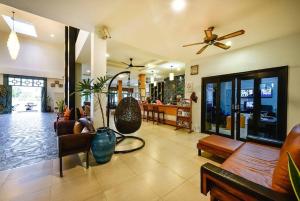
[176,99,192,133]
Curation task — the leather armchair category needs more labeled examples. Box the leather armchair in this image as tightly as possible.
[56,120,94,177]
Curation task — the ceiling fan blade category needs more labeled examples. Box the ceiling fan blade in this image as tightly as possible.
[132,65,145,68]
[214,42,230,50]
[216,30,245,41]
[196,45,209,54]
[182,42,205,47]
[204,29,213,39]
[121,62,129,66]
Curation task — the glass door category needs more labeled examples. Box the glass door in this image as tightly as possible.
[218,79,235,138]
[236,69,287,145]
[236,77,255,140]
[202,81,217,133]
[202,78,235,138]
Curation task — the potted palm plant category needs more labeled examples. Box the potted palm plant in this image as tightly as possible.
[288,153,300,200]
[75,76,116,164]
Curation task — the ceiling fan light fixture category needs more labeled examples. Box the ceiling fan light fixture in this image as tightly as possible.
[225,41,232,47]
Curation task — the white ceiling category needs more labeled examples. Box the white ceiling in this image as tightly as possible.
[0,3,65,44]
[1,0,300,62]
[1,0,300,79]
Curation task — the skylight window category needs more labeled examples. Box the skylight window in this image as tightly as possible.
[2,15,37,37]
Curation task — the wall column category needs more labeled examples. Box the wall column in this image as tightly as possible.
[138,74,146,101]
[117,80,122,104]
[90,30,107,128]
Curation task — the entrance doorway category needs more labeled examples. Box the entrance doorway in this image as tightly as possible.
[201,66,288,146]
[12,86,42,112]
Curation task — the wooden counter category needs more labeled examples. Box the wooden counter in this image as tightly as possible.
[142,104,190,126]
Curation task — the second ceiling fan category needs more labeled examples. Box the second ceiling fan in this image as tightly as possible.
[122,58,145,69]
[182,26,245,55]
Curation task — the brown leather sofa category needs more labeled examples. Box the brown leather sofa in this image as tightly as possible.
[201,125,300,201]
[56,120,94,177]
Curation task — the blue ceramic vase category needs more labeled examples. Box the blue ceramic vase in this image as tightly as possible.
[91,128,116,164]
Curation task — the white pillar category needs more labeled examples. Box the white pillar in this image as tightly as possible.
[90,30,107,128]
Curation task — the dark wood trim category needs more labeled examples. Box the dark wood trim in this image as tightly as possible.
[64,26,69,106]
[201,163,292,201]
[201,66,288,146]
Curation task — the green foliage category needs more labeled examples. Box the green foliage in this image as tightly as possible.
[56,99,64,113]
[288,152,300,201]
[74,76,110,126]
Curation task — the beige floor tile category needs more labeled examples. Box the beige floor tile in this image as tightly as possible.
[0,169,10,188]
[92,157,136,191]
[0,121,222,201]
[50,173,102,201]
[162,181,209,201]
[2,187,51,201]
[103,175,160,201]
[0,174,53,200]
[138,165,185,197]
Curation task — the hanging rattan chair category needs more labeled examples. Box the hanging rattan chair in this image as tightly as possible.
[114,97,142,134]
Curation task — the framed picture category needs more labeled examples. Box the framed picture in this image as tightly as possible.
[50,83,55,87]
[54,80,60,84]
[190,65,199,75]
[59,84,63,88]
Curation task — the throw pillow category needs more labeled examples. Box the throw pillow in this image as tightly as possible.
[81,127,90,134]
[73,121,83,134]
[78,118,95,132]
[64,107,71,120]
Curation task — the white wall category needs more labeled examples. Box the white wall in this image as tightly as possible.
[0,31,64,78]
[0,31,65,110]
[185,33,300,133]
[47,78,64,110]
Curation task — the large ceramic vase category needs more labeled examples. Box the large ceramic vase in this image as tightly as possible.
[91,128,116,164]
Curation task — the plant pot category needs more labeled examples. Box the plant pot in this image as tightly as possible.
[91,127,116,164]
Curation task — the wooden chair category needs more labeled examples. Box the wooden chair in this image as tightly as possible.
[152,105,165,124]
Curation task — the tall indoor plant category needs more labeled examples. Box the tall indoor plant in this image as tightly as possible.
[75,76,116,164]
[288,153,300,201]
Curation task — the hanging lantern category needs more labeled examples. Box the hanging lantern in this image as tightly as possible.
[150,75,154,84]
[7,11,20,60]
[169,66,174,81]
[7,30,20,60]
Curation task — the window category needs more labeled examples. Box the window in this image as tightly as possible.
[8,76,44,87]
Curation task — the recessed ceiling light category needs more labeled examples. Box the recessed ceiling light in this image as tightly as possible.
[86,70,91,73]
[226,41,232,47]
[2,15,37,37]
[50,34,55,38]
[171,0,186,12]
[106,53,110,58]
[176,67,181,71]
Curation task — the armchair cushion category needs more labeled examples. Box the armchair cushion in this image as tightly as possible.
[73,121,83,134]
[272,124,300,193]
[56,120,76,136]
[221,142,280,189]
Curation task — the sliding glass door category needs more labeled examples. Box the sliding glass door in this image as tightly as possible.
[202,67,288,146]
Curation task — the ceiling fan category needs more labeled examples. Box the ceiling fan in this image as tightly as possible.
[122,58,145,69]
[182,26,245,55]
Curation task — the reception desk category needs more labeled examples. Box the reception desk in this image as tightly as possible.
[142,104,182,126]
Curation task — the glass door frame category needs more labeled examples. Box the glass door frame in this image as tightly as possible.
[236,68,288,145]
[201,76,235,139]
[201,66,288,146]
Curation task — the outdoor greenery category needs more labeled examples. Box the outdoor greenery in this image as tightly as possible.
[288,153,300,201]
[55,99,65,113]
[74,76,110,127]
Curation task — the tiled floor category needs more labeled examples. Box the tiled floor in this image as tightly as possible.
[0,121,221,201]
[0,112,58,171]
